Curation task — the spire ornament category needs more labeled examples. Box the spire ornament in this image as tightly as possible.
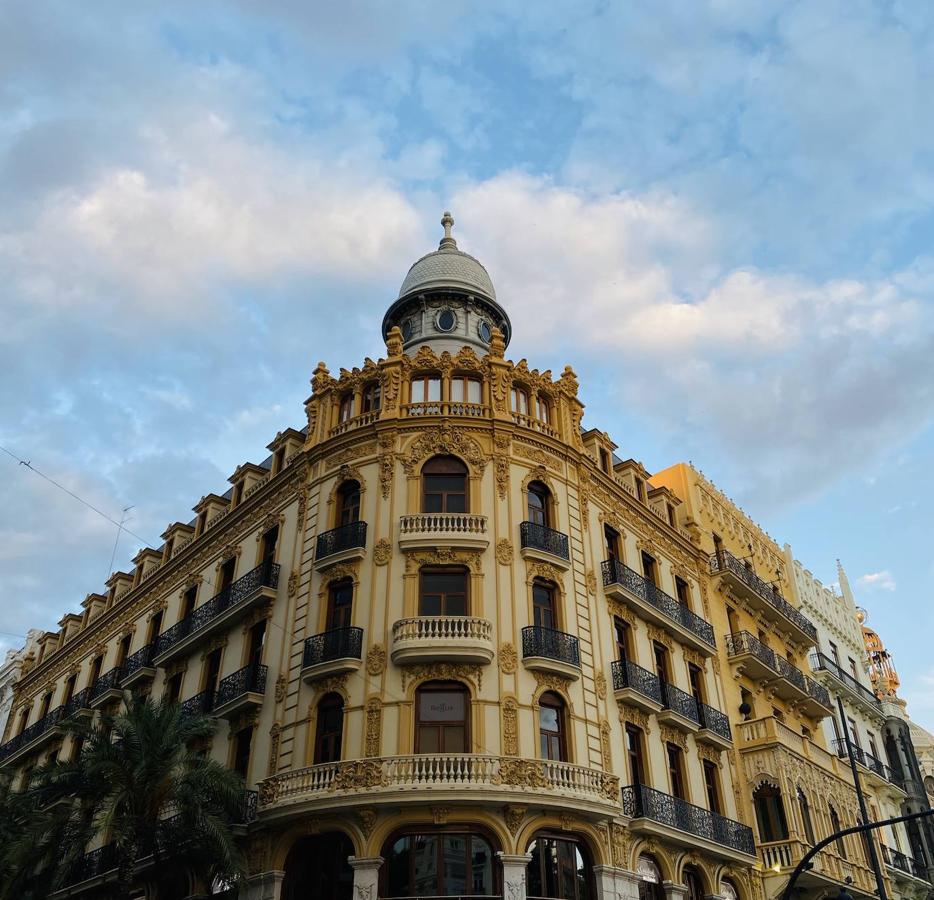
[439,210,457,249]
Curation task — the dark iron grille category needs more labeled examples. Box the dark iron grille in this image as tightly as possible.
[725,631,777,670]
[809,652,881,709]
[155,561,279,656]
[62,688,90,718]
[832,740,893,781]
[621,783,755,855]
[611,658,662,705]
[121,643,155,681]
[0,687,91,762]
[303,626,364,668]
[697,702,732,741]
[242,789,258,823]
[521,625,580,667]
[180,689,215,718]
[519,521,570,561]
[602,559,716,648]
[216,663,268,707]
[65,842,118,886]
[88,666,123,702]
[660,680,700,724]
[774,655,807,692]
[882,845,926,877]
[315,521,368,560]
[710,550,817,641]
[805,674,832,709]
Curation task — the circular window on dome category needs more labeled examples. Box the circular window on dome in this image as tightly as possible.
[436,309,456,332]
[401,318,413,341]
[478,320,492,343]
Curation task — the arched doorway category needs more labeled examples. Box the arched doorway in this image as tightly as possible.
[282,832,354,900]
[382,828,497,897]
[527,833,593,900]
[636,854,664,900]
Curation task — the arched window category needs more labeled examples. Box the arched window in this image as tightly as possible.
[326,579,353,630]
[683,866,705,900]
[419,567,468,616]
[336,480,361,526]
[925,775,934,799]
[528,834,592,900]
[830,804,847,859]
[422,455,468,513]
[314,693,344,764]
[338,392,354,423]
[384,830,495,898]
[753,784,789,842]
[533,579,557,630]
[283,832,354,900]
[539,692,567,761]
[721,878,739,900]
[416,681,469,753]
[527,480,551,527]
[797,787,816,845]
[636,854,664,900]
[535,393,551,424]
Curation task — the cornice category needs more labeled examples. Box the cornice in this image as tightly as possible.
[16,457,308,695]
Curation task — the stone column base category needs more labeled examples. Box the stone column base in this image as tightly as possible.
[348,855,383,900]
[593,864,642,900]
[498,852,533,900]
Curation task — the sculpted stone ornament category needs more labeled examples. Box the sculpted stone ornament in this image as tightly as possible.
[498,642,518,674]
[495,538,514,565]
[401,663,482,691]
[503,805,527,837]
[275,674,288,702]
[495,758,551,789]
[366,644,387,675]
[287,570,300,598]
[373,538,392,566]
[358,808,378,839]
[585,569,597,596]
[502,696,519,755]
[364,696,382,757]
[402,423,487,475]
[595,671,607,700]
[331,760,387,791]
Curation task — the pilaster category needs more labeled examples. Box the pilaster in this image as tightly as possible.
[242,870,285,900]
[498,852,533,900]
[663,881,689,900]
[594,865,642,900]
[348,855,383,900]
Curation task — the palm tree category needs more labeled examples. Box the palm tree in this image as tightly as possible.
[21,694,248,899]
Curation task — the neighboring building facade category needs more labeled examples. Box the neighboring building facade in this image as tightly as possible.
[788,552,930,899]
[0,630,42,744]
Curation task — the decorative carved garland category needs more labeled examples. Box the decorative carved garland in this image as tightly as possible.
[498,643,518,675]
[404,548,482,575]
[401,424,487,476]
[373,538,392,566]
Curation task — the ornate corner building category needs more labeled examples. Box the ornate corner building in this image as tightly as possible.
[0,213,930,900]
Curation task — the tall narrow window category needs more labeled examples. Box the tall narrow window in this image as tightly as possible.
[116,633,132,669]
[38,691,52,720]
[336,480,361,525]
[753,784,789,842]
[667,743,686,799]
[419,568,467,616]
[260,524,279,568]
[653,642,670,683]
[830,805,847,859]
[415,682,469,753]
[165,671,184,704]
[527,481,551,527]
[614,618,631,661]
[539,692,566,761]
[511,385,529,415]
[599,448,611,474]
[828,641,840,665]
[641,551,657,586]
[626,724,646,786]
[675,577,691,607]
[797,788,816,845]
[314,693,344,764]
[422,456,468,512]
[726,605,740,636]
[247,619,266,670]
[703,760,721,814]
[688,664,705,705]
[233,726,253,778]
[16,707,29,735]
[219,557,236,592]
[535,394,552,425]
[89,655,104,687]
[338,392,354,423]
[604,525,620,562]
[327,579,354,628]
[634,477,646,502]
[361,380,381,413]
[181,584,198,619]
[62,673,77,707]
[203,648,222,696]
[450,375,481,405]
[533,580,557,630]
[411,373,442,408]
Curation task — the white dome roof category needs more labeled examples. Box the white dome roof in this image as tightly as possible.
[396,212,496,300]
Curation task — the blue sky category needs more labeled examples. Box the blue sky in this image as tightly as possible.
[3,1,934,726]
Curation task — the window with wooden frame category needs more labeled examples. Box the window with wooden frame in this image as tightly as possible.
[218,556,236,592]
[314,693,344,764]
[422,455,468,513]
[614,617,632,661]
[604,524,620,562]
[419,568,468,616]
[336,480,361,526]
[527,480,551,527]
[703,760,722,814]
[415,681,469,753]
[260,524,279,567]
[535,393,551,424]
[641,550,657,586]
[626,723,646,786]
[533,579,558,630]
[326,579,354,629]
[688,663,705,705]
[667,742,687,799]
[675,576,691,607]
[753,784,789,842]
[232,725,253,777]
[361,380,381,414]
[411,372,442,405]
[181,584,198,619]
[338,391,354,423]
[450,374,482,405]
[599,447,611,474]
[539,692,567,761]
[511,385,530,415]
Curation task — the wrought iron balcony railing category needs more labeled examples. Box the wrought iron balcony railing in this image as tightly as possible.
[697,702,733,742]
[621,783,755,855]
[881,845,927,878]
[179,689,215,718]
[519,521,570,561]
[0,688,90,763]
[155,561,279,657]
[88,666,124,703]
[805,673,832,710]
[809,652,881,709]
[611,658,662,705]
[315,521,367,561]
[303,626,364,669]
[726,632,828,708]
[216,663,268,708]
[832,739,895,782]
[121,643,155,681]
[602,558,716,648]
[660,680,700,724]
[521,625,580,667]
[709,550,817,642]
[725,630,776,668]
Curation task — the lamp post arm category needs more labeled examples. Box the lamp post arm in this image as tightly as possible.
[779,806,934,900]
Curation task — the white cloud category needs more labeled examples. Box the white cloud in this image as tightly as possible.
[857,571,897,592]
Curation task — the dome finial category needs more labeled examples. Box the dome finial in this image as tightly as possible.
[439,210,457,249]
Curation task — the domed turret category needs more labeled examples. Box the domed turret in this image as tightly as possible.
[382,211,511,355]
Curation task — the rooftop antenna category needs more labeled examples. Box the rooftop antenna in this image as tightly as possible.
[108,505,135,578]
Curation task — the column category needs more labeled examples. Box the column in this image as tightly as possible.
[663,881,689,900]
[593,865,642,900]
[498,852,533,900]
[241,870,285,900]
[348,855,383,900]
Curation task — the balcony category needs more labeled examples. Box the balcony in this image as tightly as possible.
[121,643,156,688]
[611,659,663,713]
[621,784,756,861]
[258,754,620,819]
[153,562,279,666]
[88,666,124,709]
[726,632,833,718]
[314,521,367,569]
[0,689,91,768]
[391,616,494,666]
[519,521,570,569]
[881,845,929,883]
[397,513,489,551]
[403,400,489,419]
[657,681,701,733]
[710,550,817,646]
[214,663,268,720]
[602,559,716,656]
[809,652,882,718]
[831,740,905,797]
[521,625,581,680]
[301,627,363,683]
[759,837,880,897]
[179,689,215,719]
[697,702,733,749]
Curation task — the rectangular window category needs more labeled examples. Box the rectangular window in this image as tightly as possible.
[412,374,442,403]
[219,557,236,591]
[653,642,670,682]
[641,551,657,586]
[828,641,840,665]
[626,724,646,785]
[233,726,253,778]
[848,718,861,748]
[604,525,620,562]
[273,446,285,474]
[450,376,481,404]
[667,503,676,526]
[688,664,705,704]
[181,585,198,619]
[362,381,382,413]
[117,632,132,668]
[261,525,279,568]
[419,568,468,616]
[675,577,691,607]
[667,743,686,799]
[599,448,611,474]
[703,760,721,813]
[203,648,222,695]
[634,477,646,501]
[534,394,551,424]
[338,392,354,422]
[147,611,163,645]
[510,386,529,415]
[62,673,77,707]
[38,691,52,719]
[848,657,860,680]
[165,672,183,703]
[614,618,631,661]
[89,655,103,687]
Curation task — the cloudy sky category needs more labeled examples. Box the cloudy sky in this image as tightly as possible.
[3,2,934,727]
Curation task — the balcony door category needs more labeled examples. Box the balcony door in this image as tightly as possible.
[527,481,551,527]
[539,692,567,761]
[533,580,557,630]
[422,455,468,512]
[336,480,361,526]
[419,568,467,616]
[626,724,646,786]
[415,681,469,753]
[327,580,354,630]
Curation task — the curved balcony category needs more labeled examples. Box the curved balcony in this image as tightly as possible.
[519,521,571,569]
[602,559,716,655]
[398,513,489,552]
[214,663,267,720]
[257,754,620,820]
[314,521,367,569]
[391,616,494,666]
[521,625,580,680]
[301,627,363,683]
[621,784,756,862]
[710,550,817,646]
[611,658,663,712]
